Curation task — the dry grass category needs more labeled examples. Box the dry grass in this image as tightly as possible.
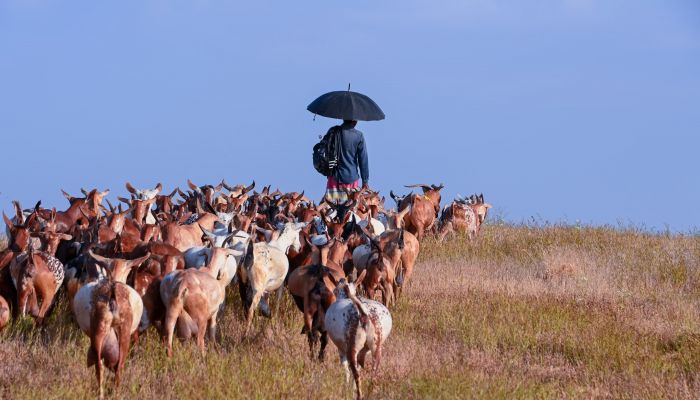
[1,224,700,399]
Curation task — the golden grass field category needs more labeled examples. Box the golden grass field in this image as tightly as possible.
[1,223,700,399]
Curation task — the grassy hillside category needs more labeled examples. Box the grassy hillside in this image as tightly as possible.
[1,225,700,399]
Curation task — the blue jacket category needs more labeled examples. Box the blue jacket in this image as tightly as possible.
[333,122,369,185]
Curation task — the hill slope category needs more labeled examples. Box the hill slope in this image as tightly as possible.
[1,225,699,399]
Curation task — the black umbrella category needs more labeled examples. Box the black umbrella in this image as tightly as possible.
[307,85,385,121]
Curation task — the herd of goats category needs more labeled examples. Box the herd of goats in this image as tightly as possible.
[0,180,492,399]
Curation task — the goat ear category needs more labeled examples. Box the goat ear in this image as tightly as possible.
[154,183,163,194]
[61,190,73,201]
[3,212,15,229]
[117,197,131,205]
[187,179,198,191]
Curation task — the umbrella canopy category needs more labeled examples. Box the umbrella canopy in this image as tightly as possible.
[307,87,385,121]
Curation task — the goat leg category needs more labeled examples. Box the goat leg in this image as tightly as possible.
[318,330,328,362]
[349,350,362,400]
[35,287,56,326]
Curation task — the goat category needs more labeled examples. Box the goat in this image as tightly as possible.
[0,294,9,331]
[324,271,392,400]
[49,188,110,233]
[438,193,492,240]
[3,211,38,253]
[238,222,306,333]
[287,238,347,360]
[10,248,65,325]
[72,251,148,399]
[161,212,220,252]
[397,184,444,240]
[0,250,16,318]
[160,250,232,356]
[125,182,162,201]
[118,195,157,226]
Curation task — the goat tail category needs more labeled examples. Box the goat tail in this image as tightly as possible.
[395,258,405,287]
[176,284,189,300]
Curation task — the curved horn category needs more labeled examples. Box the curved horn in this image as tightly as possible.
[127,253,151,270]
[355,269,367,286]
[61,190,74,201]
[431,183,445,191]
[244,181,255,193]
[80,187,89,196]
[404,184,431,190]
[295,191,305,201]
[221,179,236,192]
[105,199,115,213]
[166,187,178,198]
[198,223,216,240]
[11,201,24,224]
[88,249,112,266]
[125,182,137,194]
[187,179,200,192]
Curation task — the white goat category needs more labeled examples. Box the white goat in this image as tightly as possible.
[240,222,306,333]
[324,271,392,400]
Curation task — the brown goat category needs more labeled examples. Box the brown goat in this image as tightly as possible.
[287,239,346,360]
[438,194,492,240]
[88,281,135,399]
[4,212,37,253]
[160,249,232,356]
[48,188,109,233]
[10,249,65,325]
[0,294,9,331]
[397,184,444,240]
[161,213,219,252]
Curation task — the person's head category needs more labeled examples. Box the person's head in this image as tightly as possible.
[343,120,358,128]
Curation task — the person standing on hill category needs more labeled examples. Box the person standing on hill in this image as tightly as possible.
[323,119,369,203]
[308,87,383,203]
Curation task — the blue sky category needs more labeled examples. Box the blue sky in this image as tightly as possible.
[1,1,698,231]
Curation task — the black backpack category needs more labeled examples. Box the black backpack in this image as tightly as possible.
[312,126,342,177]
